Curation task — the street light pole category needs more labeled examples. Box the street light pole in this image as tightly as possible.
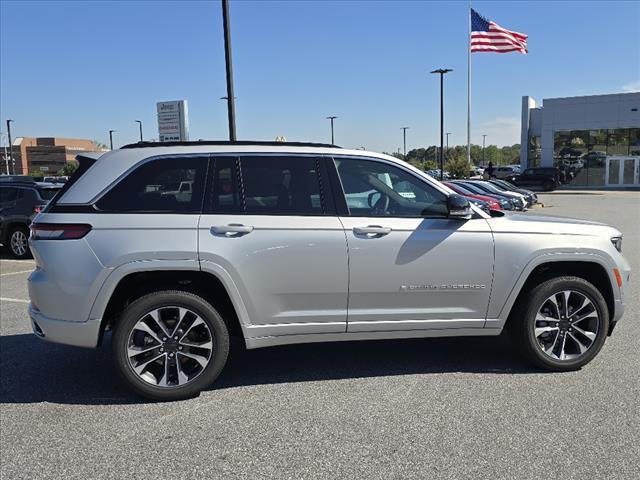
[430,68,453,180]
[135,120,143,142]
[6,119,14,174]
[326,116,337,145]
[221,0,237,141]
[109,130,116,150]
[401,127,409,157]
[482,134,487,165]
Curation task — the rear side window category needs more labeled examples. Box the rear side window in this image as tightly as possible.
[210,157,241,213]
[0,187,19,203]
[239,156,323,215]
[38,188,61,201]
[97,157,207,213]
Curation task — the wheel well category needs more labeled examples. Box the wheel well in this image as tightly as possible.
[507,261,615,327]
[99,270,244,346]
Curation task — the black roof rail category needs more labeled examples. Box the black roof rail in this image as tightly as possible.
[120,140,340,149]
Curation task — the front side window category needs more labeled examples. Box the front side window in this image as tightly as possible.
[240,156,323,215]
[97,156,207,213]
[334,157,447,217]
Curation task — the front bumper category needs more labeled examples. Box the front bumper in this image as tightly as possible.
[29,304,101,348]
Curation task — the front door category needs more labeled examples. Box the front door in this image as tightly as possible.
[606,157,639,186]
[332,156,494,333]
[198,155,349,338]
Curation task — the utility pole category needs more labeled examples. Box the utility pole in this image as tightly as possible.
[109,130,116,150]
[430,68,453,180]
[1,131,9,174]
[6,120,14,174]
[326,116,337,144]
[482,134,487,165]
[135,120,143,142]
[222,0,237,141]
[401,126,409,157]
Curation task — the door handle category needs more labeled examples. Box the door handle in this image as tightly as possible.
[210,224,254,236]
[353,225,391,237]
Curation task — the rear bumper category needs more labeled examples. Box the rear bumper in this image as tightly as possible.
[29,304,101,348]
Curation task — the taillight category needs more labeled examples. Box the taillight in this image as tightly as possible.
[33,204,46,214]
[30,223,92,240]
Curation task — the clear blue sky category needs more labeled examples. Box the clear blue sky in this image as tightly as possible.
[1,0,639,152]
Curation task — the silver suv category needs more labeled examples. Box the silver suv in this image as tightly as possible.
[27,142,631,401]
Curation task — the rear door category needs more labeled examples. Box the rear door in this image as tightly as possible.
[198,154,348,337]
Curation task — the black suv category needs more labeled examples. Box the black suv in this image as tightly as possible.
[510,167,560,191]
[0,178,61,258]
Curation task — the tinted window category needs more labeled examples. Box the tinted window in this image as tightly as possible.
[334,157,447,218]
[0,187,18,203]
[97,157,207,213]
[38,188,61,201]
[240,156,323,215]
[211,157,241,213]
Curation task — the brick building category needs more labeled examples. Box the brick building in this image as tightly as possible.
[6,137,103,175]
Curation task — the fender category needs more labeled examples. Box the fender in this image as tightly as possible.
[491,249,619,328]
[88,259,201,321]
[88,258,255,341]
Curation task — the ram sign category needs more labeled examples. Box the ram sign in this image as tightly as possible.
[157,100,190,142]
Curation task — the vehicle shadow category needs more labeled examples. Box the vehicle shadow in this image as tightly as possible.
[0,332,541,405]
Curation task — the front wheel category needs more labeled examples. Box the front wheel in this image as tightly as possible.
[510,276,609,371]
[112,290,229,401]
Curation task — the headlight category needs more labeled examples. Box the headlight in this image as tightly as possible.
[611,236,622,252]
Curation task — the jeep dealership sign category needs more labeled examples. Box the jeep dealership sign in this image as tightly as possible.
[157,100,189,142]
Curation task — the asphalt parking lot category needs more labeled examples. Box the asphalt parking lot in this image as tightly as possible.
[1,190,639,480]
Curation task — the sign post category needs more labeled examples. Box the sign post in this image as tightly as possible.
[157,100,190,142]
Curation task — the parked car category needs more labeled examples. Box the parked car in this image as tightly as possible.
[511,167,560,191]
[458,180,527,210]
[488,179,538,206]
[485,165,519,179]
[27,142,630,401]
[443,181,503,211]
[450,180,517,210]
[0,180,61,258]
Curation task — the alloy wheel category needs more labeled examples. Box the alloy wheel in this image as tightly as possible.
[126,306,213,388]
[10,230,28,257]
[534,290,599,361]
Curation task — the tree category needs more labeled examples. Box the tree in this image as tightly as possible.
[58,160,78,176]
[445,155,471,179]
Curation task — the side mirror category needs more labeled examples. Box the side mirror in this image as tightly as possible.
[447,194,472,220]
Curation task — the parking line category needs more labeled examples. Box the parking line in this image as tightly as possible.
[0,269,33,277]
[0,297,29,304]
[0,259,35,264]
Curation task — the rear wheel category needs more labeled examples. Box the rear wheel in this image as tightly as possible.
[112,290,229,401]
[510,276,608,371]
[8,225,31,259]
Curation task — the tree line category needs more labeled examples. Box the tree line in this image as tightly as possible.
[384,143,521,177]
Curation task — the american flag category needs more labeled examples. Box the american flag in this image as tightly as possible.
[470,8,528,54]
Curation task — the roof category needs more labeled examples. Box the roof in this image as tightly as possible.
[121,140,340,150]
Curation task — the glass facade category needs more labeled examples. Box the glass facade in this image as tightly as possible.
[553,128,640,186]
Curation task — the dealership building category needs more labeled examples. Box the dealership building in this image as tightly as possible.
[520,92,640,187]
[7,137,104,175]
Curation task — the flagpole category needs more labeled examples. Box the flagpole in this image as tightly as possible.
[467,2,471,167]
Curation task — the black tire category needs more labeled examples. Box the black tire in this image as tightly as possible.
[509,276,609,371]
[8,225,32,259]
[112,290,229,401]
